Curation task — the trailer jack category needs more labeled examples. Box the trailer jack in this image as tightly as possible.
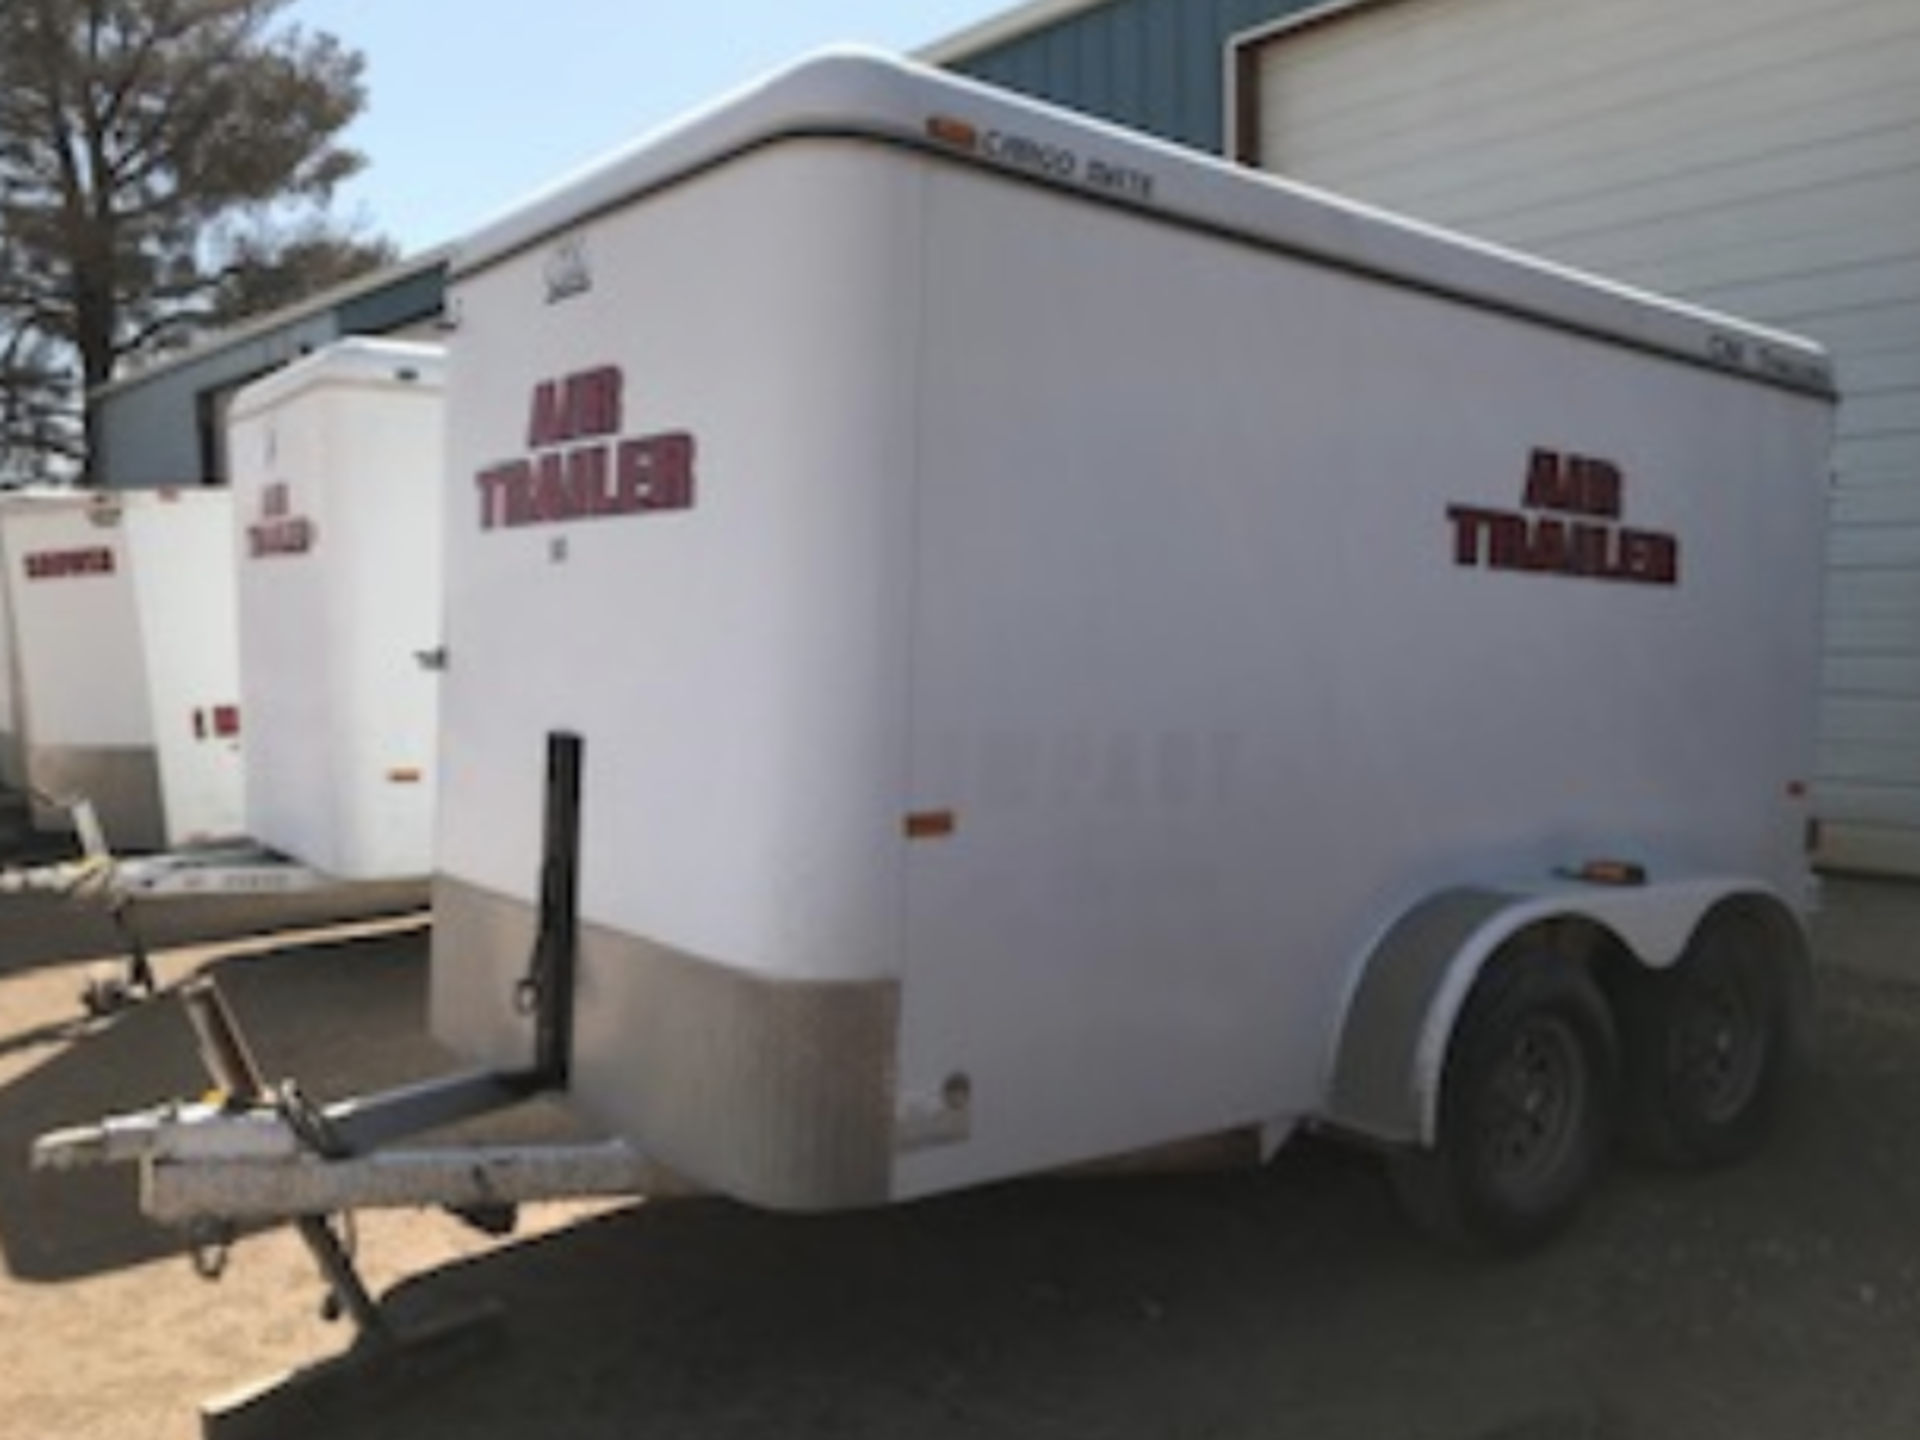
[0,796,144,1012]
[183,979,394,1338]
[83,895,158,1018]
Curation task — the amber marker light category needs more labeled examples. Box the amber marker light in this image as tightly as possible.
[925,115,980,153]
[904,810,957,841]
[1558,858,1648,887]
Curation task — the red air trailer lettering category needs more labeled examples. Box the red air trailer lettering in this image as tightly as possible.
[246,481,318,557]
[477,365,697,531]
[1448,448,1681,587]
[24,546,116,580]
[1521,450,1622,519]
[527,365,624,447]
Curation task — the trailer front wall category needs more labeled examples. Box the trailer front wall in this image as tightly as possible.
[228,342,446,880]
[0,499,162,841]
[435,143,926,1207]
[0,492,243,848]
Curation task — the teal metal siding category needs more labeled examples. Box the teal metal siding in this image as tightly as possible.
[90,258,446,488]
[90,315,338,488]
[947,0,1315,154]
[337,261,447,336]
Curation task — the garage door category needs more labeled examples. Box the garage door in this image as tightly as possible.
[1241,0,1920,875]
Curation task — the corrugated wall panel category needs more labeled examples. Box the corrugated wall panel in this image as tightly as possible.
[1249,0,1920,874]
[1265,4,1920,201]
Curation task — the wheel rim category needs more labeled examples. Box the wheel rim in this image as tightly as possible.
[1672,969,1766,1124]
[1476,1014,1589,1191]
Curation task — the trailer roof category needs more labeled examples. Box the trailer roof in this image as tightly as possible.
[226,337,447,420]
[451,49,1833,400]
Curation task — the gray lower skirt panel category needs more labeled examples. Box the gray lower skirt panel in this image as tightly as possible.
[432,876,901,1211]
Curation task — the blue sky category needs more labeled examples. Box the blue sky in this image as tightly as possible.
[289,2,1003,255]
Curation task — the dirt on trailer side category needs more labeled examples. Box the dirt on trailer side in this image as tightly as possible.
[4,880,1920,1440]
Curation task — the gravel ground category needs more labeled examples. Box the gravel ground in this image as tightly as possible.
[4,875,1920,1440]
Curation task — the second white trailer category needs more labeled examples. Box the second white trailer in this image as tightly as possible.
[225,338,447,880]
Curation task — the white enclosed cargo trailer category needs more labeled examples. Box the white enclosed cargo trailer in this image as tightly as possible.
[37,51,1837,1289]
[225,339,447,880]
[423,50,1834,1245]
[0,488,244,851]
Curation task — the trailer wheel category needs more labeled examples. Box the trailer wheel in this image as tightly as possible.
[1617,910,1795,1168]
[1390,947,1616,1252]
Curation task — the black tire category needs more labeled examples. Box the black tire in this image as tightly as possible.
[1617,909,1799,1168]
[1390,946,1616,1252]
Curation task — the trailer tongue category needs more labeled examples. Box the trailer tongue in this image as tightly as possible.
[29,735,664,1434]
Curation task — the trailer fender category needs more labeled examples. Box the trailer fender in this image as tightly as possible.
[1323,878,1802,1149]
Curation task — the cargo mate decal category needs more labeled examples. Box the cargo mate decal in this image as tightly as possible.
[474,364,697,530]
[924,114,1158,206]
[1447,448,1680,586]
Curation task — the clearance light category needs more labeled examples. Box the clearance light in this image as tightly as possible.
[904,810,957,841]
[925,115,980,153]
[1559,859,1648,887]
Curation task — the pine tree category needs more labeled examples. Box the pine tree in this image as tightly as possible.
[0,0,395,482]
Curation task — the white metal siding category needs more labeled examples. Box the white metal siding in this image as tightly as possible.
[1250,0,1920,874]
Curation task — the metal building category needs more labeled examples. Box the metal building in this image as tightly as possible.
[929,0,1315,151]
[87,251,446,490]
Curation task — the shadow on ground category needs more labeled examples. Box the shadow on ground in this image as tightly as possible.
[218,965,1920,1440]
[0,883,428,976]
[0,923,433,1283]
[14,890,1920,1440]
